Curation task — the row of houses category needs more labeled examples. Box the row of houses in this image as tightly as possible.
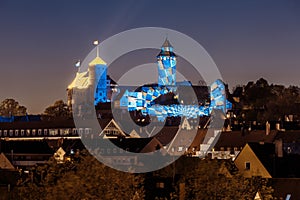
[1,118,300,199]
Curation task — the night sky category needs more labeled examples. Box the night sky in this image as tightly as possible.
[1,0,300,114]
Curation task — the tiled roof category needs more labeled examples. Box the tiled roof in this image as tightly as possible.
[214,130,277,149]
[275,130,300,143]
[0,140,54,154]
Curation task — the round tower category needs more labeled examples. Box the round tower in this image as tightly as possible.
[157,39,177,86]
[88,56,108,105]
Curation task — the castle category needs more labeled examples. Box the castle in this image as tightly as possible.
[67,39,230,120]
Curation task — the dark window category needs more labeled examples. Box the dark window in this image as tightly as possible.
[245,162,250,170]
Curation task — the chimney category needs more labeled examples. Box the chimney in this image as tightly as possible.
[266,121,270,135]
[275,139,283,158]
[275,123,280,131]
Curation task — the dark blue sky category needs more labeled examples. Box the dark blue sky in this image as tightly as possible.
[1,0,300,113]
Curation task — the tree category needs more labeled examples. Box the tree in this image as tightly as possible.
[15,150,145,200]
[153,157,273,200]
[43,100,71,120]
[0,98,27,117]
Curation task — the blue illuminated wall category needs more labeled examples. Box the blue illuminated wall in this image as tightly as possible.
[157,39,176,86]
[119,79,229,122]
[95,39,231,121]
[94,64,107,104]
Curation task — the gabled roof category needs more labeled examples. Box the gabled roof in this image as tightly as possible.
[67,71,89,89]
[129,129,141,138]
[140,137,164,153]
[253,191,263,200]
[0,153,14,169]
[100,119,127,138]
[89,56,106,66]
[234,142,274,178]
[275,130,300,143]
[153,126,178,146]
[247,142,275,176]
[109,137,154,153]
[214,130,277,150]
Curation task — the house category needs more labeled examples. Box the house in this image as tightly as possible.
[210,130,277,160]
[54,147,66,163]
[234,142,275,178]
[274,130,300,155]
[0,140,55,169]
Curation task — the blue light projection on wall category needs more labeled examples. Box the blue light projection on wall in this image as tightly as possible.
[94,39,231,121]
[94,64,107,104]
[157,39,176,87]
[119,79,229,121]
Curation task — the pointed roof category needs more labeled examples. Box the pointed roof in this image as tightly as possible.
[129,129,141,138]
[89,56,106,66]
[234,143,273,178]
[157,38,176,57]
[0,153,14,170]
[100,119,127,138]
[67,71,89,89]
[254,191,263,200]
[162,38,173,48]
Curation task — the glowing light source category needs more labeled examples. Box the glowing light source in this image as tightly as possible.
[93,40,99,45]
[75,60,81,67]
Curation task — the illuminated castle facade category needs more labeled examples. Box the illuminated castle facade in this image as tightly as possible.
[157,39,177,86]
[67,39,230,119]
[67,56,114,115]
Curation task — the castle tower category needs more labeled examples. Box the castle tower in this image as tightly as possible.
[157,38,177,86]
[88,56,107,105]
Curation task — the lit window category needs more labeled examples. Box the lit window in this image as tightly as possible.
[9,130,13,136]
[156,182,164,189]
[15,130,19,136]
[4,130,7,136]
[72,128,77,135]
[21,130,25,136]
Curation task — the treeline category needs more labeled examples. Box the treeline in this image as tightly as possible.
[230,78,300,124]
[4,150,273,200]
